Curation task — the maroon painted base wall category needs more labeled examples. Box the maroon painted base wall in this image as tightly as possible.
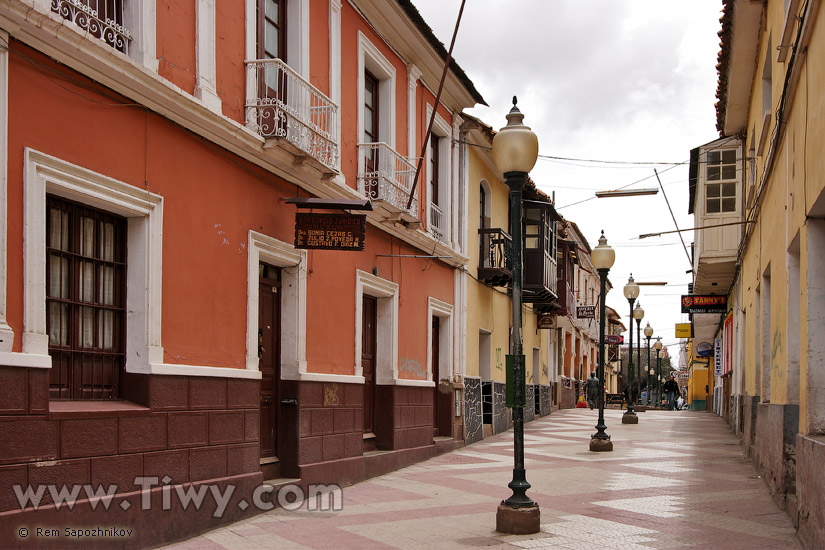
[796,434,825,549]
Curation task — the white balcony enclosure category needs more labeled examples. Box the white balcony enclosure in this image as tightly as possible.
[245,58,339,170]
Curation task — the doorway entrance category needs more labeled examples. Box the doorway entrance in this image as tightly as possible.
[259,263,281,479]
[362,295,377,451]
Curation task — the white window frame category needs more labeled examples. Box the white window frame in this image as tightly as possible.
[22,149,164,372]
[703,147,740,216]
[355,270,397,385]
[357,31,396,152]
[425,105,451,242]
[246,231,308,380]
[427,297,453,385]
[244,0,311,107]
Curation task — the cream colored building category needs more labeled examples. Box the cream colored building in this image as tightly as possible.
[460,115,560,443]
[691,0,825,545]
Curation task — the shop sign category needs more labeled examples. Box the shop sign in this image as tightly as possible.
[696,341,713,357]
[538,314,555,329]
[576,305,596,319]
[294,213,366,251]
[714,338,723,376]
[681,295,727,314]
[605,335,623,345]
[675,323,693,338]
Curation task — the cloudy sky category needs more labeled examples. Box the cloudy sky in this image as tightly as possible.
[415,0,724,362]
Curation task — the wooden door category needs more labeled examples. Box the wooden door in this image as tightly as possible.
[432,316,441,435]
[259,264,281,472]
[362,296,377,437]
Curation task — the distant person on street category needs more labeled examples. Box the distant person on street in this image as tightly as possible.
[585,372,599,409]
[663,375,680,410]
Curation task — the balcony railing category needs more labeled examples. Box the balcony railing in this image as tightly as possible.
[245,58,339,169]
[429,203,444,241]
[477,228,512,286]
[357,143,418,216]
[52,0,132,53]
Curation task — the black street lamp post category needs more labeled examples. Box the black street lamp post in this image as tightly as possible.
[644,323,653,406]
[633,302,644,409]
[492,97,540,535]
[654,337,663,408]
[589,232,615,452]
[622,276,639,424]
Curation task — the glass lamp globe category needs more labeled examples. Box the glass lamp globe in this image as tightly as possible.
[644,322,653,338]
[623,275,639,300]
[492,97,539,175]
[633,302,644,321]
[654,337,663,351]
[591,231,615,270]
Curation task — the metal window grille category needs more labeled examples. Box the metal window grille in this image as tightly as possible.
[46,196,126,400]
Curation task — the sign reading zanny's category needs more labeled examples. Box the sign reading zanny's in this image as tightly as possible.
[576,306,596,319]
[294,213,366,251]
[680,295,727,314]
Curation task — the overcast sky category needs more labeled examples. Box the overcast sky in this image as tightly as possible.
[414,0,724,363]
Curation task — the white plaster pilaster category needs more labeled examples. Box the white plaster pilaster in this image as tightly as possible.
[195,0,222,112]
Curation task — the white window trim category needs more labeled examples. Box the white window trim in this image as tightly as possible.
[247,230,308,380]
[195,0,222,112]
[22,149,163,372]
[425,104,451,241]
[329,0,342,171]
[427,297,453,385]
[355,269,397,385]
[701,146,741,216]
[357,31,396,152]
[245,0,310,109]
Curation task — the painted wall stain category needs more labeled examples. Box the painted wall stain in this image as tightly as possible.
[323,383,339,406]
[399,356,425,378]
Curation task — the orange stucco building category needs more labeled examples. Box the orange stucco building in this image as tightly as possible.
[0,0,484,545]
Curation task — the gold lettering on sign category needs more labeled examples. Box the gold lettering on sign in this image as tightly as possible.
[324,383,339,406]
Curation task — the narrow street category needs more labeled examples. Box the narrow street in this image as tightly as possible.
[165,408,800,549]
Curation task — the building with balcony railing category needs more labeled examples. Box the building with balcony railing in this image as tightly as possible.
[0,0,484,545]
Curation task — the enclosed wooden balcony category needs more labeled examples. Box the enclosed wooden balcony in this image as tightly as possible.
[478,228,512,286]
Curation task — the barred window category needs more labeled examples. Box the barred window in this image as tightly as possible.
[47,196,126,400]
[51,0,130,53]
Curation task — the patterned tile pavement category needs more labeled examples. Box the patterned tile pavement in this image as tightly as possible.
[162,409,801,549]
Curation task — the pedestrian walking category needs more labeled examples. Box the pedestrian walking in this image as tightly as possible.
[585,372,599,409]
[663,375,680,411]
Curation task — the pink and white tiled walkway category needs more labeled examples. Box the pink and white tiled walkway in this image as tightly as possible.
[163,408,801,549]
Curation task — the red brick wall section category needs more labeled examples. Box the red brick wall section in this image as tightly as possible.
[0,367,260,513]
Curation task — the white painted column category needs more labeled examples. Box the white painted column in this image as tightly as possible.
[407,64,421,158]
[330,0,342,172]
[0,30,12,352]
[195,0,222,112]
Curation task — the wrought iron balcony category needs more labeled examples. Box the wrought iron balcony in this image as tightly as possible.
[357,143,418,217]
[429,203,445,242]
[478,228,513,286]
[245,58,339,169]
[52,0,132,53]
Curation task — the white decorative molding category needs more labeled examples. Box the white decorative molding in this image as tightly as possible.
[0,351,51,368]
[355,269,399,384]
[0,29,12,352]
[295,372,365,384]
[124,0,158,71]
[424,104,451,242]
[136,362,262,379]
[427,296,453,382]
[247,230,308,379]
[23,148,164,370]
[195,0,222,112]
[329,0,342,171]
[407,63,422,158]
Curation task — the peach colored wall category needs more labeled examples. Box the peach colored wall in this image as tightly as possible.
[157,0,197,94]
[216,0,246,124]
[5,40,455,374]
[309,0,330,96]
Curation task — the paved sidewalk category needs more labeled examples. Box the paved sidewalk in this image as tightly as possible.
[164,408,801,549]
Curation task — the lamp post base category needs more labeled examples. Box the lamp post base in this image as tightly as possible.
[589,437,613,452]
[622,411,639,424]
[496,503,541,534]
